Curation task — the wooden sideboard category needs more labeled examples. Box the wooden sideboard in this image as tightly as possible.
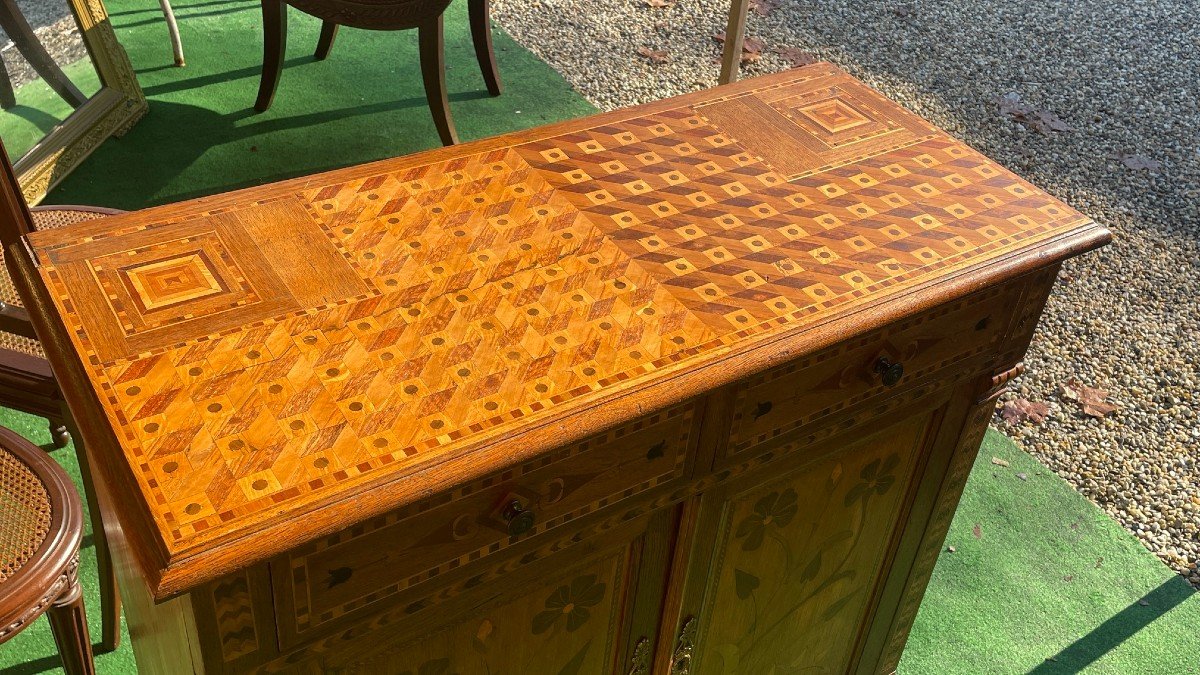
[7,63,1108,674]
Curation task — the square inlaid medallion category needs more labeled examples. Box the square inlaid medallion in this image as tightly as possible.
[120,251,226,312]
[795,97,872,134]
[770,86,902,148]
[88,231,262,335]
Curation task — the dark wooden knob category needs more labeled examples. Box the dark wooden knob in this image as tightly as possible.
[875,357,904,387]
[501,500,535,536]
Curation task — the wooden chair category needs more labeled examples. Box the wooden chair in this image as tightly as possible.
[254,0,502,146]
[0,139,122,653]
[1,205,121,446]
[0,425,95,675]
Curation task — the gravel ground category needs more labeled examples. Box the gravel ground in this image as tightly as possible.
[490,0,1200,585]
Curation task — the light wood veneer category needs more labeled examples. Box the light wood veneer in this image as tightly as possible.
[7,63,1107,674]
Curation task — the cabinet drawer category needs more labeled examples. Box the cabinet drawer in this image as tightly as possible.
[726,285,1014,457]
[273,401,697,646]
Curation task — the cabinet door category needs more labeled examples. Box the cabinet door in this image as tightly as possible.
[675,408,943,674]
[294,508,674,675]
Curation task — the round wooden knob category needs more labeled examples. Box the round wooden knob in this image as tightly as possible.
[875,357,904,387]
[501,500,535,536]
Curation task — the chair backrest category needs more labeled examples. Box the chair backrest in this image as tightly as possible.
[0,138,35,250]
[0,138,39,339]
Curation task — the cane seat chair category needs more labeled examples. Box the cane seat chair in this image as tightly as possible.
[0,205,122,448]
[0,425,96,675]
[0,140,124,652]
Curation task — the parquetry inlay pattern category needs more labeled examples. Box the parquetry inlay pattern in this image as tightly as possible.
[30,64,1091,557]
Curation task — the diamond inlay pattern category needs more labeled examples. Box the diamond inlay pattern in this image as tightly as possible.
[29,63,1092,557]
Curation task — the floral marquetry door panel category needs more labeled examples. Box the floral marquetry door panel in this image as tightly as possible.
[292,511,674,675]
[675,412,940,674]
[330,564,616,675]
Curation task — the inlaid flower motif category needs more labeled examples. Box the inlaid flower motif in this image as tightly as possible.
[844,454,901,506]
[531,574,607,635]
[735,488,799,551]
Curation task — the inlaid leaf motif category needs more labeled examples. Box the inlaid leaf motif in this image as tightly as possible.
[556,640,592,675]
[734,568,760,599]
[800,550,822,582]
[844,454,901,506]
[753,401,773,420]
[735,488,799,551]
[646,439,666,460]
[821,589,862,621]
[325,566,352,589]
[532,574,607,634]
[825,462,843,492]
[472,619,492,654]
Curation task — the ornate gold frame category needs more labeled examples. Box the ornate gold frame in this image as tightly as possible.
[12,0,146,204]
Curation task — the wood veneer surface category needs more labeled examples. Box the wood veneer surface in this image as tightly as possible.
[24,63,1107,596]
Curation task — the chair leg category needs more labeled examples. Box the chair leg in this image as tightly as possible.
[467,0,501,96]
[255,0,288,112]
[158,0,185,67]
[0,54,16,109]
[66,415,121,653]
[46,572,97,675]
[418,15,458,146]
[49,418,70,448]
[0,0,86,107]
[314,20,338,60]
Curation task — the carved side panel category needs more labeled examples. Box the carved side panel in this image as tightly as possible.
[692,413,934,673]
[874,394,1003,673]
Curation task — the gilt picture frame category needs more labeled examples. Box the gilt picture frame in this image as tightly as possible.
[11,0,146,204]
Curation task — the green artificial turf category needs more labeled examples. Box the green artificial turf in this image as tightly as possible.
[899,431,1200,674]
[30,0,595,208]
[0,60,100,161]
[2,0,1199,671]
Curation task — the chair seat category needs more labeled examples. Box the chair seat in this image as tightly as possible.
[0,426,94,674]
[0,207,122,360]
[0,442,51,582]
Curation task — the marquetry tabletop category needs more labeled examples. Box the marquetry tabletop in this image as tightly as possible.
[20,63,1104,595]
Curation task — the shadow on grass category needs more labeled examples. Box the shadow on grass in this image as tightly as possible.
[1028,577,1198,674]
[47,87,494,207]
[4,104,64,135]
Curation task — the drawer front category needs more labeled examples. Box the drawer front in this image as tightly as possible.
[274,401,697,646]
[726,285,1014,457]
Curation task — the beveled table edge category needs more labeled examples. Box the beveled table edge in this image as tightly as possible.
[140,220,1108,599]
